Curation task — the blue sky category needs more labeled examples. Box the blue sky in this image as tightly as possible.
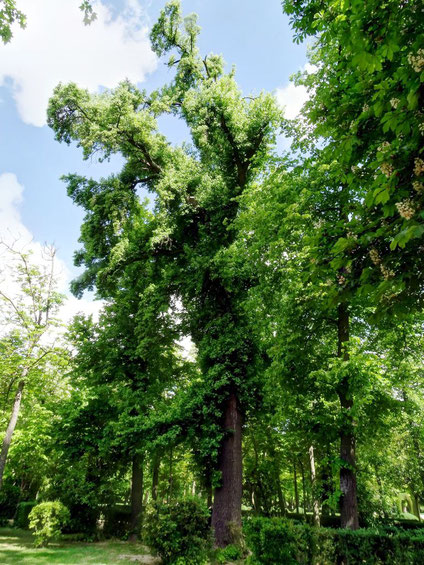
[0,0,307,316]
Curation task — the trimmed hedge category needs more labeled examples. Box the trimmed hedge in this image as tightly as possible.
[103,505,132,538]
[245,517,424,565]
[14,501,37,529]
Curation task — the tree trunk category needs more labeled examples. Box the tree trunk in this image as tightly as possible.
[276,469,286,517]
[167,446,173,503]
[207,484,213,509]
[151,451,160,502]
[413,495,421,521]
[0,380,25,490]
[129,453,144,542]
[337,303,359,530]
[211,392,243,548]
[300,460,307,519]
[293,461,299,514]
[309,445,320,526]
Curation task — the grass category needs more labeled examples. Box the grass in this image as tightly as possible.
[0,527,159,564]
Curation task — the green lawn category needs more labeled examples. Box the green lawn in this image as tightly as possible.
[0,528,160,564]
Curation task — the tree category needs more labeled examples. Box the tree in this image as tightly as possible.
[0,242,64,489]
[282,0,424,312]
[47,0,280,546]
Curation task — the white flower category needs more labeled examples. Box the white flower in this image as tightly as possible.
[395,199,415,220]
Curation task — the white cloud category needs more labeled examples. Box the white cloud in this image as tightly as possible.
[0,173,32,242]
[275,63,317,120]
[0,0,157,127]
[275,83,309,120]
[0,173,103,334]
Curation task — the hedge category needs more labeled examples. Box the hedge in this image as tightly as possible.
[103,505,132,538]
[14,501,37,529]
[245,517,424,564]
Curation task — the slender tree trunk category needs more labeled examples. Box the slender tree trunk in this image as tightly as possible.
[207,484,213,509]
[276,471,286,517]
[293,460,299,514]
[167,447,173,503]
[413,495,421,521]
[211,392,243,548]
[0,380,25,490]
[268,444,286,517]
[300,460,307,519]
[151,452,160,502]
[320,451,333,516]
[337,303,359,530]
[129,453,144,542]
[309,445,320,526]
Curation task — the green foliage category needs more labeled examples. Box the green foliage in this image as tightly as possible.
[14,501,36,529]
[0,0,25,43]
[28,501,70,547]
[215,543,244,563]
[145,497,211,564]
[246,517,424,564]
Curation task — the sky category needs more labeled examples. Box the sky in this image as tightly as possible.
[0,0,308,321]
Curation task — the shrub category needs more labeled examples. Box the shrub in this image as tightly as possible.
[0,481,20,519]
[245,517,424,565]
[14,501,37,529]
[145,497,211,565]
[215,543,244,563]
[28,501,70,547]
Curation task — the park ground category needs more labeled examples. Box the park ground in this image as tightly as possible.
[0,527,160,564]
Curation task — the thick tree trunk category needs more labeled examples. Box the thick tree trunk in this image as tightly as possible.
[211,392,243,548]
[293,461,299,514]
[337,304,359,530]
[309,445,320,526]
[0,380,25,490]
[129,453,144,542]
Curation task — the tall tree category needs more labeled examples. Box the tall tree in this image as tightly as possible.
[47,0,280,546]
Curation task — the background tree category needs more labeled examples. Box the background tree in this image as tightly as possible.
[0,242,64,490]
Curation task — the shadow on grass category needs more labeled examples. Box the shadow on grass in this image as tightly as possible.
[0,527,157,564]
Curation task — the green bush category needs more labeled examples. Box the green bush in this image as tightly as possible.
[145,497,211,565]
[215,543,244,563]
[28,501,70,547]
[14,500,37,529]
[245,517,424,565]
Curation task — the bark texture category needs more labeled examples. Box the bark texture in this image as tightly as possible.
[211,392,243,548]
[129,453,144,541]
[0,380,25,490]
[337,303,359,530]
